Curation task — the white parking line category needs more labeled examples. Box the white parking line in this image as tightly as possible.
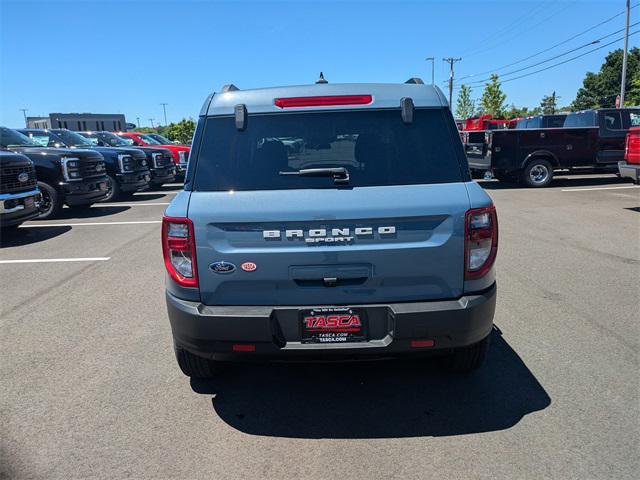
[21,220,161,228]
[133,191,177,195]
[0,257,110,264]
[94,203,170,207]
[163,183,184,187]
[561,186,640,192]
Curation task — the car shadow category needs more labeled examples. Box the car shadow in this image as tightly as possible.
[191,328,550,439]
[115,193,168,202]
[478,175,632,190]
[0,225,72,247]
[42,205,131,220]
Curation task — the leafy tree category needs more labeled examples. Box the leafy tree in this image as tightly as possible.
[627,72,640,106]
[165,118,196,144]
[455,84,476,119]
[503,104,542,119]
[571,47,640,110]
[540,91,559,114]
[480,74,507,117]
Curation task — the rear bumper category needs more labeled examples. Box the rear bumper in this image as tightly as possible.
[166,283,496,360]
[62,177,110,205]
[618,161,640,182]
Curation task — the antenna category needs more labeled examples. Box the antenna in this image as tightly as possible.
[316,72,328,84]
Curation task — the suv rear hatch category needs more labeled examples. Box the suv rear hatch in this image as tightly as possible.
[188,108,470,306]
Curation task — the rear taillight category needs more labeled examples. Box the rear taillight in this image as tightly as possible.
[465,205,498,280]
[162,216,198,288]
[274,95,372,108]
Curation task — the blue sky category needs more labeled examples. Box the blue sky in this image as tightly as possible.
[0,0,637,127]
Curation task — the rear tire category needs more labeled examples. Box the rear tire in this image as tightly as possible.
[522,158,553,187]
[175,345,217,378]
[36,181,63,220]
[442,335,490,373]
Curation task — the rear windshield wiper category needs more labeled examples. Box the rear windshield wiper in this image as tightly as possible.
[279,167,350,184]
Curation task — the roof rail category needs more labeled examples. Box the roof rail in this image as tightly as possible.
[405,77,424,84]
[221,84,239,92]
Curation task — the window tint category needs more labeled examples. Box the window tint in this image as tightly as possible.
[602,111,623,130]
[526,117,541,129]
[544,115,566,128]
[563,111,596,128]
[624,110,640,127]
[194,109,463,191]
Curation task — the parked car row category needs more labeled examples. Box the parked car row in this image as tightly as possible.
[463,108,640,187]
[0,126,188,229]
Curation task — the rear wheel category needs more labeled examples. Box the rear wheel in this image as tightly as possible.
[36,181,63,220]
[522,158,553,187]
[174,345,218,378]
[441,335,490,373]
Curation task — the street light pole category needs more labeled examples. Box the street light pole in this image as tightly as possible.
[19,108,28,127]
[425,57,435,85]
[443,57,462,107]
[620,0,630,107]
[160,103,168,125]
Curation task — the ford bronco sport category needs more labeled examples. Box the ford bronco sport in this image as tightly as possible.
[164,79,498,378]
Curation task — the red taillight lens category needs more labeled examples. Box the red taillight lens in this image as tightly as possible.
[274,95,372,108]
[465,205,498,280]
[162,216,198,288]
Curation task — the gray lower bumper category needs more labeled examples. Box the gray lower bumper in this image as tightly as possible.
[166,284,497,360]
[618,161,640,182]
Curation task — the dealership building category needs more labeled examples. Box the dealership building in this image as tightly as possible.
[26,113,127,132]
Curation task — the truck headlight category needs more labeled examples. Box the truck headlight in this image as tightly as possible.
[117,154,134,173]
[61,157,81,181]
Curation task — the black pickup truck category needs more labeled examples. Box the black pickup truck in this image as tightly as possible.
[0,127,109,218]
[0,150,40,228]
[466,108,640,187]
[19,128,152,202]
[76,131,176,187]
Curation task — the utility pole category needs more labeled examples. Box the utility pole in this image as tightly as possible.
[19,108,28,127]
[425,57,435,85]
[149,118,155,128]
[136,117,140,128]
[620,0,630,107]
[160,103,168,125]
[443,57,462,107]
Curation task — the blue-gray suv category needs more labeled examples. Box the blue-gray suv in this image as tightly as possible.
[163,78,498,378]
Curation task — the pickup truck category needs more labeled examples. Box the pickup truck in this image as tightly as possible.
[115,132,190,176]
[467,108,640,187]
[0,127,109,219]
[163,79,497,378]
[618,127,640,184]
[0,150,40,228]
[19,128,152,202]
[77,131,175,187]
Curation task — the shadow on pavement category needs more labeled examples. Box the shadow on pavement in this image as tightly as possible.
[479,175,631,190]
[192,328,550,438]
[116,193,168,202]
[0,225,72,247]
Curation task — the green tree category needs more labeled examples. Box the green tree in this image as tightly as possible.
[572,47,640,110]
[503,104,542,119]
[627,72,640,106]
[455,84,476,119]
[164,118,196,144]
[540,91,559,114]
[480,74,507,117]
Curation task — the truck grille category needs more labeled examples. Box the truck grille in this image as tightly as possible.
[0,163,37,194]
[79,159,105,179]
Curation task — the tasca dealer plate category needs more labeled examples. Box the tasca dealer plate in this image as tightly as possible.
[300,307,367,344]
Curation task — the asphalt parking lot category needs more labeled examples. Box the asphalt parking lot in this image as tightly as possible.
[1,175,639,479]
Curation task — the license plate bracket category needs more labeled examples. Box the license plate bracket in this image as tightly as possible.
[300,307,367,344]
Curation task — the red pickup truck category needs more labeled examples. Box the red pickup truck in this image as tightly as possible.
[619,127,640,184]
[115,132,190,177]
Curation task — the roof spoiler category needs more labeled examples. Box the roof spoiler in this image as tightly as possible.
[405,77,424,84]
[221,84,239,92]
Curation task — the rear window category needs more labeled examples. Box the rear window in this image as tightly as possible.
[193,109,463,191]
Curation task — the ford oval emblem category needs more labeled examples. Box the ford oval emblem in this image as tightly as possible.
[95,163,104,172]
[17,172,29,183]
[209,261,236,274]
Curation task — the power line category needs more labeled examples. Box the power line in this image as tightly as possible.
[457,3,639,82]
[443,57,462,107]
[454,30,639,89]
[459,22,640,87]
[461,0,579,59]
